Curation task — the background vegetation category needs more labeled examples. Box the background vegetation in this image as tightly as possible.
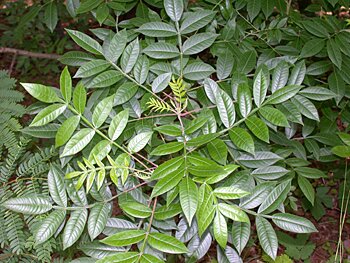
[0,0,350,262]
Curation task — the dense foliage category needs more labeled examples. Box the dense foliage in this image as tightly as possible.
[1,0,350,262]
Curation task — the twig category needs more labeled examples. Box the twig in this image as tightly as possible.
[0,47,60,59]
[9,52,17,75]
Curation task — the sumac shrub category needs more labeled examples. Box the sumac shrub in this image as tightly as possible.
[2,0,350,262]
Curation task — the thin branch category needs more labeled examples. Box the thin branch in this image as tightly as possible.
[0,47,60,59]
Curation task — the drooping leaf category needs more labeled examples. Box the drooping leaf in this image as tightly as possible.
[214,211,228,248]
[179,176,198,225]
[48,164,67,207]
[35,210,66,244]
[60,66,72,102]
[88,203,110,240]
[256,216,278,260]
[63,208,88,249]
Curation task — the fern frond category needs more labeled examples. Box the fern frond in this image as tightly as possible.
[0,137,29,183]
[17,146,57,177]
[146,98,171,113]
[4,210,26,255]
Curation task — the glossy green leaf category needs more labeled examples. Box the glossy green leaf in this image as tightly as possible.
[197,184,215,235]
[216,89,235,128]
[48,164,67,207]
[217,49,234,80]
[183,62,215,81]
[151,167,185,197]
[237,83,252,118]
[245,116,269,142]
[108,109,129,141]
[62,208,88,249]
[288,61,306,86]
[256,216,278,260]
[294,167,325,179]
[291,95,319,121]
[148,233,188,254]
[266,85,301,104]
[105,30,128,63]
[127,131,153,153]
[179,176,198,225]
[133,56,149,84]
[67,29,103,55]
[140,254,165,263]
[214,211,228,248]
[92,94,114,128]
[121,38,140,73]
[151,156,184,180]
[300,38,325,58]
[298,175,315,205]
[2,196,52,214]
[258,180,291,214]
[152,72,172,93]
[218,203,249,222]
[44,2,58,32]
[21,83,60,103]
[119,202,152,218]
[182,33,218,55]
[74,59,110,78]
[232,221,250,254]
[207,139,228,165]
[299,87,336,101]
[35,210,66,244]
[30,104,66,127]
[272,213,317,233]
[259,106,289,127]
[61,128,95,157]
[327,38,342,68]
[155,125,182,137]
[143,42,179,59]
[114,82,138,105]
[88,203,110,240]
[229,127,255,154]
[271,61,289,93]
[137,22,177,37]
[214,186,249,200]
[101,230,146,246]
[55,115,80,147]
[88,70,123,88]
[164,0,183,22]
[251,166,289,180]
[73,83,87,114]
[253,70,267,107]
[180,10,215,34]
[96,252,138,263]
[60,66,72,102]
[237,151,282,168]
[151,142,184,156]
